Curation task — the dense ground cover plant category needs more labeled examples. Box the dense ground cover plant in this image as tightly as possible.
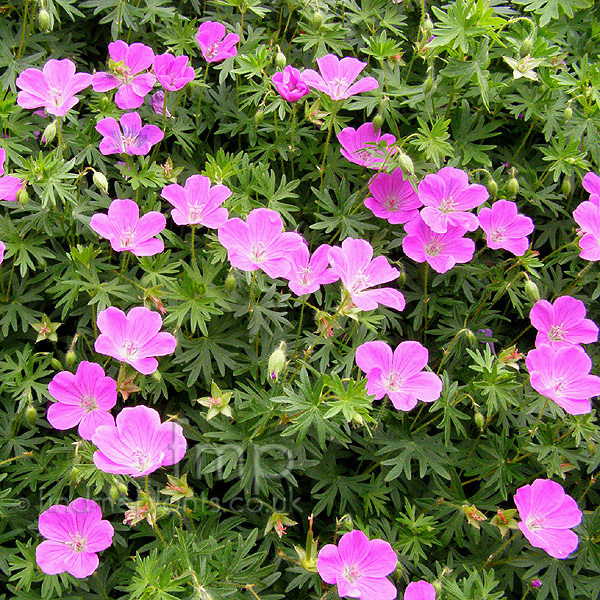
[1,0,600,598]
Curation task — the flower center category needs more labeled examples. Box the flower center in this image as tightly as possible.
[120,227,136,247]
[114,64,132,84]
[439,196,455,213]
[122,339,139,359]
[354,149,374,163]
[331,77,348,98]
[548,324,567,341]
[205,43,220,60]
[384,194,400,210]
[552,377,567,395]
[299,266,313,286]
[386,371,404,391]
[350,272,370,293]
[131,448,152,472]
[80,394,98,413]
[66,533,88,553]
[47,86,63,105]
[188,205,205,222]
[122,134,138,148]
[491,227,506,242]
[425,240,444,257]
[526,514,545,531]
[250,242,267,263]
[343,564,361,583]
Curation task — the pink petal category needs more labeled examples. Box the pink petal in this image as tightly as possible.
[36,540,68,575]
[63,550,99,578]
[317,544,343,584]
[355,341,393,375]
[78,410,115,441]
[47,403,85,431]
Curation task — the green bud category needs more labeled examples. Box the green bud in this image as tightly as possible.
[524,277,540,302]
[474,412,485,430]
[109,484,120,503]
[564,104,573,121]
[17,186,29,207]
[93,170,109,194]
[561,178,571,196]
[50,358,63,371]
[372,114,384,131]
[65,350,77,367]
[99,95,112,111]
[225,271,236,294]
[311,10,323,29]
[432,581,443,595]
[423,76,434,95]
[151,370,162,382]
[42,120,57,144]
[424,15,434,34]
[117,482,129,494]
[38,8,52,31]
[506,177,519,198]
[268,341,287,381]
[464,329,476,346]
[70,466,81,485]
[487,178,498,198]
[254,109,264,126]
[397,263,406,286]
[519,38,533,58]
[397,152,414,176]
[25,404,37,426]
[275,51,287,70]
[587,441,596,455]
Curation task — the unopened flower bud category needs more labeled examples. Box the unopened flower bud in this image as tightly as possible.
[93,170,109,194]
[487,178,498,198]
[474,412,485,430]
[432,580,443,595]
[70,466,81,484]
[99,95,112,111]
[531,579,542,589]
[38,8,51,31]
[519,38,533,58]
[109,484,120,503]
[506,177,519,198]
[65,350,77,366]
[275,51,287,70]
[254,109,264,126]
[50,358,63,371]
[117,482,129,494]
[25,404,37,426]
[42,120,57,144]
[396,151,414,175]
[561,177,571,196]
[524,277,540,302]
[424,15,434,34]
[268,341,287,381]
[17,186,29,207]
[587,441,596,455]
[464,329,476,346]
[397,263,406,286]
[151,370,162,382]
[423,76,434,95]
[225,271,236,294]
[311,10,323,28]
[372,114,384,131]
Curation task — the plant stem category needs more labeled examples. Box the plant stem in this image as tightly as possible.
[196,67,210,125]
[290,103,298,179]
[16,0,30,60]
[0,451,33,467]
[190,225,196,263]
[319,101,341,190]
[293,294,307,361]
[422,262,429,343]
[484,532,518,567]
[56,117,64,158]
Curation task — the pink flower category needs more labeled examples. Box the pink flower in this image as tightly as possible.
[573,200,600,261]
[404,581,436,600]
[96,112,164,156]
[36,498,114,578]
[91,41,156,110]
[149,91,171,117]
[418,167,488,233]
[355,341,442,410]
[514,479,582,559]
[337,122,397,169]
[0,241,5,264]
[402,215,475,273]
[196,21,240,63]
[0,148,24,202]
[478,200,534,256]
[94,306,177,375]
[365,168,421,224]
[530,296,598,349]
[153,53,195,91]
[218,208,304,279]
[302,54,379,101]
[161,175,230,228]
[16,58,92,116]
[328,238,405,311]
[582,171,600,201]
[317,530,397,600]
[282,243,339,296]
[272,66,310,102]
[525,344,600,415]
[92,405,187,477]
[47,361,117,441]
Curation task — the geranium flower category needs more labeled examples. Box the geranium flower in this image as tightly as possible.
[90,198,166,256]
[282,243,339,296]
[355,341,442,410]
[36,498,114,578]
[196,21,240,63]
[153,53,195,91]
[525,344,600,415]
[365,168,421,224]
[92,405,187,477]
[573,200,600,261]
[272,66,310,102]
[16,58,92,116]
[404,581,436,600]
[337,122,397,169]
[317,530,397,600]
[47,361,117,441]
[582,171,600,202]
[91,41,156,110]
[302,54,379,101]
[96,112,163,156]
[0,149,24,202]
[161,175,230,228]
[0,241,5,264]
[149,91,171,117]
[328,237,405,311]
[478,200,534,256]
[94,306,177,375]
[514,479,582,559]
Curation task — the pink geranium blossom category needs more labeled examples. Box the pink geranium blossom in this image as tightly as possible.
[317,530,397,600]
[530,296,598,349]
[404,581,436,600]
[525,344,600,415]
[92,41,156,109]
[153,53,195,91]
[337,122,397,169]
[0,241,4,264]
[328,238,405,311]
[161,175,230,228]
[0,148,24,202]
[302,55,379,101]
[92,405,187,477]
[47,361,117,441]
[16,58,92,116]
[196,21,240,63]
[514,479,582,559]
[95,306,177,375]
[36,498,114,578]
[282,243,339,296]
[582,171,600,203]
[272,66,310,102]
[355,341,442,410]
[478,200,534,256]
[365,168,421,224]
[90,198,165,256]
[96,112,163,156]
[573,200,600,261]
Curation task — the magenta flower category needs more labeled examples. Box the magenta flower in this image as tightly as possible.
[92,405,187,477]
[16,58,91,117]
[0,148,25,202]
[0,241,4,264]
[355,341,442,411]
[317,530,397,600]
[161,175,230,228]
[582,171,600,201]
[418,167,488,233]
[36,498,114,578]
[404,581,436,600]
[530,296,598,349]
[149,91,171,117]
[478,200,534,256]
[402,215,475,274]
[96,112,163,156]
[153,53,195,91]
[328,238,405,311]
[218,208,304,279]
[365,168,421,224]
[302,54,379,101]
[91,41,156,110]
[196,21,240,63]
[272,66,310,102]
[95,306,177,375]
[337,122,397,169]
[47,361,117,441]
[573,200,600,261]
[514,479,582,559]
[282,243,339,296]
[525,345,600,415]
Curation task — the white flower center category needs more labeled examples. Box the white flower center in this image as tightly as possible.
[131,448,152,472]
[526,514,545,531]
[386,371,404,391]
[188,205,205,222]
[439,196,455,213]
[48,86,63,105]
[491,227,506,242]
[66,533,88,553]
[298,266,313,286]
[331,77,348,98]
[552,377,567,395]
[343,564,361,583]
[384,194,400,210]
[80,394,98,413]
[120,227,136,247]
[205,43,219,60]
[122,339,139,359]
[250,242,267,263]
[350,272,369,293]
[548,324,567,341]
[122,135,138,148]
[425,240,444,257]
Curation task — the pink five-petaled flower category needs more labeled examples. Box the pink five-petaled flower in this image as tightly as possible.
[92,41,156,110]
[365,168,421,224]
[525,344,600,415]
[404,581,437,600]
[0,148,24,202]
[529,296,598,350]
[572,200,600,261]
[582,171,600,204]
[161,175,230,228]
[36,498,114,578]
[95,306,177,375]
[317,530,398,600]
[478,200,534,256]
[418,167,489,233]
[0,241,5,264]
[96,112,163,156]
[272,66,310,102]
[47,361,117,441]
[16,58,92,117]
[337,122,398,169]
[282,243,339,296]
[196,21,240,63]
[302,54,379,101]
[328,237,405,311]
[402,214,475,274]
[153,53,195,91]
[355,341,442,411]
[92,405,187,477]
[218,208,304,279]
[514,479,583,559]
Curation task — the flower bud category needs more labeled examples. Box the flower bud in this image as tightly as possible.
[93,170,109,194]
[38,8,52,31]
[487,178,498,198]
[109,484,120,503]
[225,271,236,294]
[519,38,533,58]
[99,95,112,111]
[311,10,323,28]
[424,15,434,34]
[151,370,162,382]
[432,580,443,595]
[275,51,287,70]
[17,186,29,207]
[397,262,406,286]
[70,466,81,485]
[25,404,37,426]
[268,341,287,381]
[524,277,540,302]
[65,350,77,366]
[423,76,434,95]
[474,412,485,430]
[561,177,571,196]
[464,329,476,346]
[531,579,542,589]
[42,120,57,144]
[254,109,264,126]
[372,114,384,131]
[117,482,129,494]
[587,441,596,455]
[396,151,414,176]
[50,358,63,371]
[564,104,573,121]
[506,177,519,198]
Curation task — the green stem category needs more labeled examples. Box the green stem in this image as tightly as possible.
[0,451,33,467]
[484,532,518,567]
[290,103,298,179]
[4,254,17,301]
[248,271,257,313]
[190,225,196,263]
[195,67,209,124]
[56,117,64,158]
[435,328,468,374]
[293,295,307,362]
[422,262,429,343]
[16,0,30,60]
[319,101,341,190]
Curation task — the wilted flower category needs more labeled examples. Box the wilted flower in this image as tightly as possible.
[153,53,195,91]
[196,382,233,420]
[265,512,297,538]
[478,200,534,256]
[0,148,25,202]
[96,112,164,156]
[404,581,436,600]
[149,91,171,117]
[160,474,194,503]
[196,21,240,63]
[337,122,397,169]
[365,168,421,224]
[272,66,310,102]
[282,243,339,296]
